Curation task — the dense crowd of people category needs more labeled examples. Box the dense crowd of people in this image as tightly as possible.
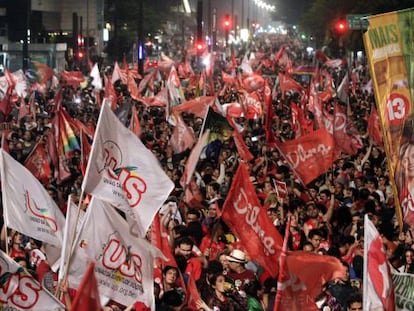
[0,31,407,311]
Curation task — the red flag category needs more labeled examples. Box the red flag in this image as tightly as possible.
[127,71,141,101]
[274,45,287,64]
[242,91,263,119]
[186,274,201,308]
[140,87,169,107]
[278,72,304,96]
[364,215,395,311]
[0,71,13,117]
[277,251,346,311]
[330,104,362,156]
[274,180,288,200]
[367,105,383,148]
[122,54,128,70]
[169,112,195,154]
[222,71,236,85]
[151,213,188,297]
[151,213,177,267]
[172,96,214,118]
[18,101,30,121]
[129,105,142,138]
[278,128,337,185]
[242,74,265,93]
[60,70,85,86]
[232,130,253,162]
[222,162,283,277]
[264,80,277,146]
[290,102,301,138]
[274,215,291,311]
[104,75,117,110]
[71,261,102,311]
[24,140,52,185]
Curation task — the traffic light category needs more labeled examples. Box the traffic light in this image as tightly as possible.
[224,16,231,29]
[77,50,85,60]
[334,20,347,35]
[196,42,204,51]
[224,14,231,46]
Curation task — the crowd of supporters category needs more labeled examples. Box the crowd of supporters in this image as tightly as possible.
[0,32,407,311]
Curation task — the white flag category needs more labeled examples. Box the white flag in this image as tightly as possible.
[81,102,174,237]
[0,149,65,248]
[363,214,395,310]
[90,63,103,90]
[58,196,85,281]
[0,249,65,310]
[68,197,163,310]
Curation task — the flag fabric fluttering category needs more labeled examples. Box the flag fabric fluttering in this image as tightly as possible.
[169,112,195,154]
[221,161,283,277]
[81,102,174,237]
[70,261,102,311]
[363,214,395,311]
[30,61,54,84]
[24,140,52,186]
[278,128,337,185]
[0,149,64,247]
[68,198,162,310]
[203,107,233,143]
[0,249,65,311]
[0,149,65,267]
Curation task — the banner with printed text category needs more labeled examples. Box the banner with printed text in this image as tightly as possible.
[363,8,414,229]
[392,271,414,311]
[68,198,163,310]
[221,162,283,277]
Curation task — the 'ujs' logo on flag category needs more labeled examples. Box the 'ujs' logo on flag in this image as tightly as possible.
[98,140,147,208]
[80,232,144,296]
[24,189,58,232]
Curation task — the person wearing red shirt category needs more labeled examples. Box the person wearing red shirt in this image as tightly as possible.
[226,249,257,292]
[174,236,203,281]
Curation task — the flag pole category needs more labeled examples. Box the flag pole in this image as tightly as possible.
[274,213,291,311]
[0,148,10,256]
[362,214,368,310]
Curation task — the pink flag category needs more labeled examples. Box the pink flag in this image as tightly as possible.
[180,130,209,187]
[169,112,195,154]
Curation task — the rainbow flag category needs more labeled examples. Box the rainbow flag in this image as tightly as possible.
[29,61,54,84]
[58,110,80,155]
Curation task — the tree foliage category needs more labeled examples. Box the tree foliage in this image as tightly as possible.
[299,0,414,49]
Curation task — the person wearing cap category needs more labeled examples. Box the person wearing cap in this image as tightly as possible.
[226,249,257,292]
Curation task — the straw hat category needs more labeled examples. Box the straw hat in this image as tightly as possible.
[226,249,247,264]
